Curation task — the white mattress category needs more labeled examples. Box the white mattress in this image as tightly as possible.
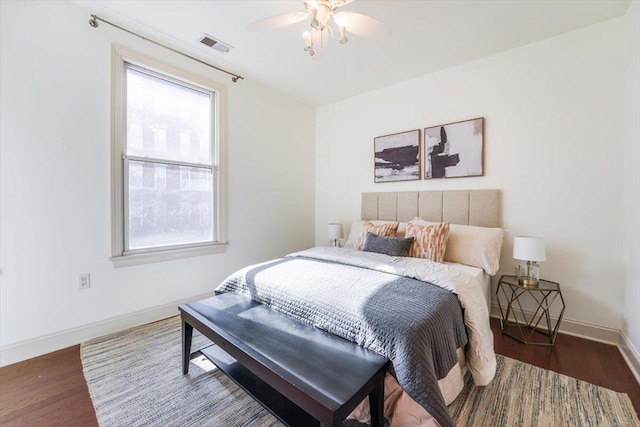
[444,262,492,313]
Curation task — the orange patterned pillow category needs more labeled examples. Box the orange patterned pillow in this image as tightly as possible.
[405,222,450,262]
[355,221,399,250]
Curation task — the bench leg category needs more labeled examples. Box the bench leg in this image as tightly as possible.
[182,319,193,374]
[369,373,384,427]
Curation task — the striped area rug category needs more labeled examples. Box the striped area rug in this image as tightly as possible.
[81,316,639,427]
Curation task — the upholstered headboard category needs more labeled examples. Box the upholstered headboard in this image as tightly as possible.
[361,190,501,228]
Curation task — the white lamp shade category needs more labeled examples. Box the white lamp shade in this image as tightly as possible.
[328,223,344,240]
[513,236,546,262]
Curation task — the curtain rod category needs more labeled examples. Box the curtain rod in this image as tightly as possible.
[88,15,244,83]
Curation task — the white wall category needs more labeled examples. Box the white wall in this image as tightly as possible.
[0,1,315,362]
[316,18,625,330]
[622,1,640,361]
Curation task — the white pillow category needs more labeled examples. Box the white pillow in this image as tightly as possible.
[344,220,407,249]
[409,218,504,275]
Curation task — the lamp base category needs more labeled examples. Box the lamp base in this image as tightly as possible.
[518,277,539,288]
[516,261,540,288]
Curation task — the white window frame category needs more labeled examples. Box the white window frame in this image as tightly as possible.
[110,45,227,267]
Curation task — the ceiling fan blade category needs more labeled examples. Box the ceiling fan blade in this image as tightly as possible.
[334,11,391,38]
[246,11,310,32]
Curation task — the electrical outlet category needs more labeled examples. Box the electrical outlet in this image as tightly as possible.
[78,273,91,290]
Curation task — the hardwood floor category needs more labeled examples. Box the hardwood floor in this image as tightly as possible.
[0,345,98,427]
[0,320,638,426]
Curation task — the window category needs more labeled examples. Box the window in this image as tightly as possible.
[180,131,191,157]
[179,167,190,191]
[154,165,167,190]
[152,127,167,153]
[129,124,143,151]
[111,46,226,266]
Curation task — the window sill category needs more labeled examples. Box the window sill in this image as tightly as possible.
[110,243,228,268]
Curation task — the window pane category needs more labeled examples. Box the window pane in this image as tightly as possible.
[127,160,213,250]
[129,125,143,151]
[126,67,211,164]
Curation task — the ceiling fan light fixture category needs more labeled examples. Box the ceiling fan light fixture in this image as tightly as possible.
[250,0,389,56]
[333,11,349,28]
[310,8,320,30]
[338,27,349,44]
[315,4,332,30]
[302,29,317,56]
[305,0,319,10]
[303,31,313,48]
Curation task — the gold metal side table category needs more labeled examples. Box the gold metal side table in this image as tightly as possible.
[496,275,566,346]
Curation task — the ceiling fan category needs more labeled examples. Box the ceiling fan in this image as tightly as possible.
[246,0,391,56]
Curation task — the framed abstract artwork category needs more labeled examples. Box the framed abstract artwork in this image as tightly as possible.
[374,129,421,183]
[424,117,484,179]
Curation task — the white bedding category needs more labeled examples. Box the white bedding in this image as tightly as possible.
[444,262,491,312]
[287,248,496,426]
[289,247,496,386]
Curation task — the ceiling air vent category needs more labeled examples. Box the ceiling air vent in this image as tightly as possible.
[199,34,232,54]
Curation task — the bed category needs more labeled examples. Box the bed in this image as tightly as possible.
[215,190,503,427]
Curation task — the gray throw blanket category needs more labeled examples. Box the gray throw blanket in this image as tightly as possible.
[215,254,468,427]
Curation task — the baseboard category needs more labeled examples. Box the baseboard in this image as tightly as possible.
[619,330,640,384]
[490,303,619,345]
[0,292,215,368]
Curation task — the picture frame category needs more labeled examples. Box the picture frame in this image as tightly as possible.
[374,129,421,183]
[423,117,484,180]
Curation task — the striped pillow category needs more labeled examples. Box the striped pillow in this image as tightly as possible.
[410,218,504,274]
[355,221,399,250]
[405,222,450,262]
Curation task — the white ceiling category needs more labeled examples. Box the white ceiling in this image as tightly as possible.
[77,0,630,106]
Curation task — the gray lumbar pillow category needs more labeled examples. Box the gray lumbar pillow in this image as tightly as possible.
[362,232,415,257]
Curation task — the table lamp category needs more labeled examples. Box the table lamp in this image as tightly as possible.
[513,236,546,288]
[328,223,343,247]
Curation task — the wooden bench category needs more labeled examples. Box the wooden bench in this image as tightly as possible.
[179,292,388,427]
